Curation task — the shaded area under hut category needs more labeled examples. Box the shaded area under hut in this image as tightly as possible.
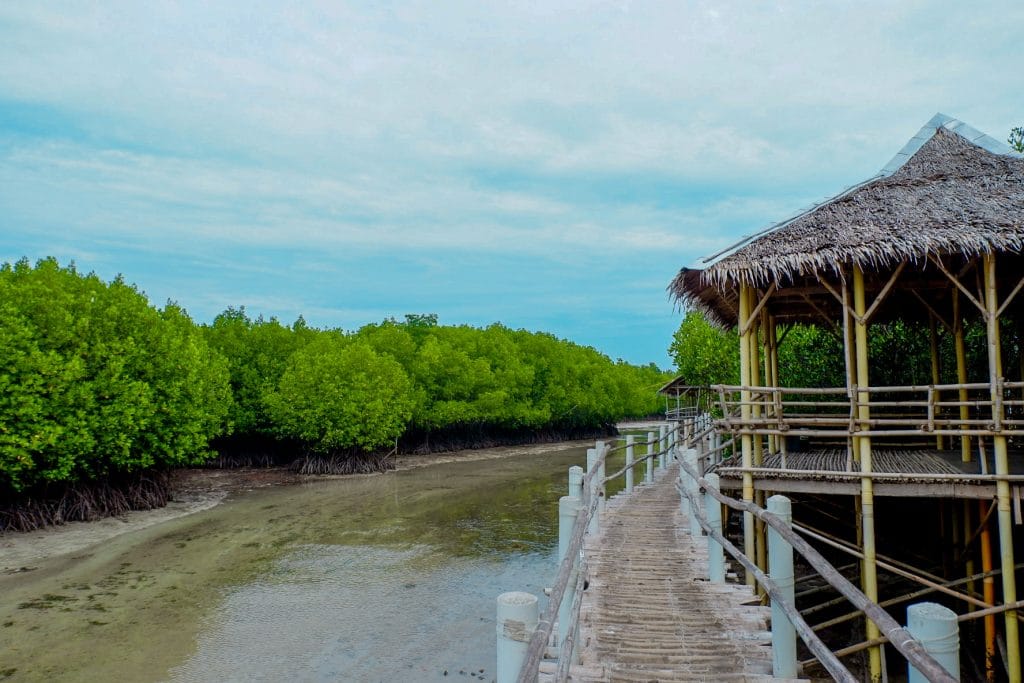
[670,113,1024,682]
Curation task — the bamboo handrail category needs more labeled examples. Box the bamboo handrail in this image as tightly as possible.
[676,455,957,683]
[716,466,1024,483]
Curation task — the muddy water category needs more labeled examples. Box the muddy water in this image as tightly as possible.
[0,443,601,683]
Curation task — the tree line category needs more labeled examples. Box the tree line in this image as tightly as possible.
[1,258,668,525]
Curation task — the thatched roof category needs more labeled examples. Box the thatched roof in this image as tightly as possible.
[671,114,1024,326]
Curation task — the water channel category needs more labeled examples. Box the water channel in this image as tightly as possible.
[0,439,641,682]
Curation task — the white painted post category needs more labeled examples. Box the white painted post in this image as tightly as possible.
[558,495,581,647]
[767,495,797,679]
[658,424,667,470]
[496,591,539,683]
[586,448,599,535]
[625,435,635,494]
[683,448,702,537]
[907,602,960,682]
[645,431,655,484]
[705,473,725,583]
[596,441,606,521]
[568,465,583,500]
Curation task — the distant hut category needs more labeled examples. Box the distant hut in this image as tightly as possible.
[670,114,1024,681]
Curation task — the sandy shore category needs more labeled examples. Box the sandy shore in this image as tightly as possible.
[0,436,605,572]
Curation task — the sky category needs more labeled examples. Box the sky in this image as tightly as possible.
[0,2,1021,367]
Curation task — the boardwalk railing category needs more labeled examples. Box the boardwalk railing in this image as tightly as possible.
[497,422,683,683]
[674,427,961,682]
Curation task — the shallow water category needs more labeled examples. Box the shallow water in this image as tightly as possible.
[0,443,598,682]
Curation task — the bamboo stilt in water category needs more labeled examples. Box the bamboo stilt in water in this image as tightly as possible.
[966,500,977,613]
[983,252,1020,682]
[739,281,755,587]
[853,265,882,683]
[981,499,997,681]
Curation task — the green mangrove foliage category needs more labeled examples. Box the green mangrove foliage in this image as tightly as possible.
[0,258,231,496]
[1,257,668,521]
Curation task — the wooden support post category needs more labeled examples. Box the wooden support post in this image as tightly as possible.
[854,264,883,683]
[930,314,945,450]
[739,281,756,587]
[953,290,972,462]
[983,253,1021,682]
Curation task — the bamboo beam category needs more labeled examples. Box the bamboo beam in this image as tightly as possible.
[932,254,987,316]
[930,314,944,449]
[983,252,1021,682]
[911,289,953,333]
[860,261,906,324]
[996,272,1024,319]
[853,264,882,683]
[738,282,776,336]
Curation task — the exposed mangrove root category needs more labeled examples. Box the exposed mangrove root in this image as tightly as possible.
[398,423,619,455]
[0,472,172,533]
[290,451,396,475]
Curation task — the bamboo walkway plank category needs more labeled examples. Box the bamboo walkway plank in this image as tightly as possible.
[571,463,801,682]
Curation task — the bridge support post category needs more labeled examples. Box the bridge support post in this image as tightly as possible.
[906,602,959,682]
[586,448,599,535]
[681,448,701,537]
[705,473,725,583]
[625,435,635,494]
[568,465,583,500]
[558,495,582,648]
[645,432,655,484]
[659,425,667,470]
[767,495,797,679]
[596,441,606,521]
[496,591,538,683]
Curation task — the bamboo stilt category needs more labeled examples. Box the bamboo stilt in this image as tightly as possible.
[954,289,972,463]
[749,294,767,583]
[966,500,977,614]
[853,265,882,683]
[981,499,997,681]
[739,281,755,587]
[983,252,1020,682]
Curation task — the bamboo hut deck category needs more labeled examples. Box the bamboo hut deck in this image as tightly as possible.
[714,448,1024,499]
[571,464,798,682]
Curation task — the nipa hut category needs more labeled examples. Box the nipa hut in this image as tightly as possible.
[670,113,1024,682]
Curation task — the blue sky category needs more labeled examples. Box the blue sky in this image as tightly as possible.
[1,2,1021,367]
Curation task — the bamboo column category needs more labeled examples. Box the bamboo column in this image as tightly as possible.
[764,310,778,456]
[929,314,945,450]
[739,281,755,587]
[749,291,767,579]
[980,500,997,681]
[853,265,882,683]
[953,290,972,463]
[982,252,1020,682]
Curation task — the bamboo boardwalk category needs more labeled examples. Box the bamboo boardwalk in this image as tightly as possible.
[571,462,799,682]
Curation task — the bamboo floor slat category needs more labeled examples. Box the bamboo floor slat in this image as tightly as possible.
[723,449,968,479]
[571,463,802,682]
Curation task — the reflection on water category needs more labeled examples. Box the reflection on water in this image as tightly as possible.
[0,443,597,682]
[170,546,550,683]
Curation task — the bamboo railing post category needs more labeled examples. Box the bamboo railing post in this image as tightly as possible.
[984,252,1021,682]
[739,281,756,587]
[705,472,725,583]
[768,494,797,679]
[854,264,883,683]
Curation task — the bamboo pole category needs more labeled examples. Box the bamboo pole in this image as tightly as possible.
[853,264,882,683]
[749,290,767,582]
[984,252,1021,682]
[930,314,945,450]
[966,500,977,615]
[954,289,972,463]
[981,500,997,681]
[739,281,755,587]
